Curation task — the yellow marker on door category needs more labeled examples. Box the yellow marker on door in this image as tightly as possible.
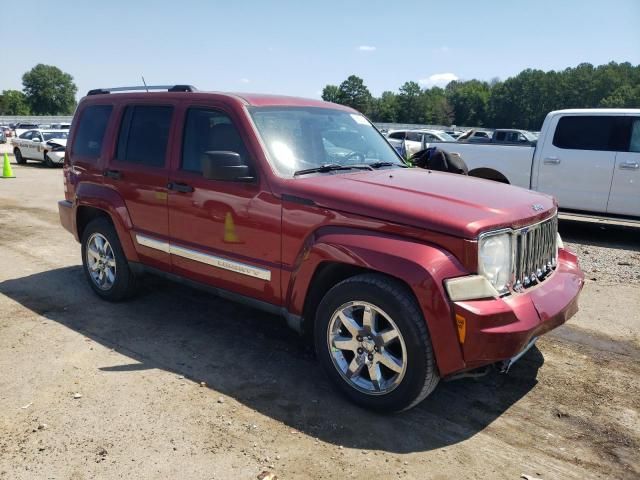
[224,212,240,243]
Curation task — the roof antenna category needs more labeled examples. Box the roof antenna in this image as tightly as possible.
[141,75,149,92]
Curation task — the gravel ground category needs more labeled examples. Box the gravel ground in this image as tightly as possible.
[562,221,640,284]
[0,159,639,480]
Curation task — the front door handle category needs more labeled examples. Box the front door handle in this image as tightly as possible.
[103,169,121,180]
[167,182,194,193]
[543,156,561,165]
[620,161,639,170]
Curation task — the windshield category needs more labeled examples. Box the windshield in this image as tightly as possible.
[42,131,69,141]
[431,131,456,142]
[249,107,404,176]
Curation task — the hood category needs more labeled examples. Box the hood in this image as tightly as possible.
[46,138,67,146]
[283,168,556,238]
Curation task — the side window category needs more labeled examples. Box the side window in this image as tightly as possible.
[72,105,113,158]
[406,132,421,142]
[20,131,33,140]
[388,132,405,140]
[552,116,617,151]
[181,108,250,173]
[495,131,506,141]
[116,105,173,167]
[629,119,640,153]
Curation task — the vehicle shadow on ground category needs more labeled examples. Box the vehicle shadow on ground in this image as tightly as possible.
[0,266,544,453]
[559,219,640,251]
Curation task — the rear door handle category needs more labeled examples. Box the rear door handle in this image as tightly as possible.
[543,156,561,165]
[620,161,639,170]
[167,182,194,193]
[103,169,122,180]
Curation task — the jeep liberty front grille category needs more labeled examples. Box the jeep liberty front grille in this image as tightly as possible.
[513,215,558,291]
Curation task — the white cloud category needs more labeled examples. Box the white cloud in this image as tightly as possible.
[419,73,459,87]
[357,45,376,52]
[239,78,250,84]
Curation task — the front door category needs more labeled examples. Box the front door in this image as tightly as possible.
[607,116,640,217]
[102,103,175,271]
[536,115,618,213]
[167,105,281,305]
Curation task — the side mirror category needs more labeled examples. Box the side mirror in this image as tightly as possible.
[202,151,254,182]
[32,137,41,142]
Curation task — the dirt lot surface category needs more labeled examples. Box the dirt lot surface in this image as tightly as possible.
[1,160,639,480]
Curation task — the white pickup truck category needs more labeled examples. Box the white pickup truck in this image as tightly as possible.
[429,109,640,219]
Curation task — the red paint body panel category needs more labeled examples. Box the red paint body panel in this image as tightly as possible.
[60,90,585,378]
[453,249,584,371]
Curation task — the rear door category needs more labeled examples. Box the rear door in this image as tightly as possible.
[607,117,640,217]
[102,103,175,271]
[536,115,618,213]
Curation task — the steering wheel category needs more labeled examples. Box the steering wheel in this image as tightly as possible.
[344,151,366,164]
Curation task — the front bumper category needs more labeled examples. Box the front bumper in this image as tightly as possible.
[452,248,584,370]
[47,151,65,164]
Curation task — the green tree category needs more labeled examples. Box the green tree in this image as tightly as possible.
[337,75,372,114]
[446,80,491,126]
[22,64,77,115]
[321,84,342,104]
[0,90,31,115]
[369,91,399,122]
[397,81,422,123]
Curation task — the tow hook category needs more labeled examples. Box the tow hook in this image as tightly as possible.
[500,337,538,374]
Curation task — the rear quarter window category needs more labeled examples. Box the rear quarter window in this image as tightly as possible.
[71,105,113,158]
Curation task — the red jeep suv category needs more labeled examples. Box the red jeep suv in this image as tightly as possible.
[59,85,584,412]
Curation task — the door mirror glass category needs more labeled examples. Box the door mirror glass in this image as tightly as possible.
[32,137,41,142]
[202,151,254,182]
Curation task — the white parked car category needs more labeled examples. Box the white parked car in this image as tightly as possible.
[386,129,456,156]
[427,109,640,219]
[12,129,68,167]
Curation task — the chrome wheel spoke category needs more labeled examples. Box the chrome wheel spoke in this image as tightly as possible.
[105,268,115,284]
[332,336,358,352]
[106,257,116,268]
[87,246,101,261]
[339,311,361,337]
[346,357,365,379]
[362,306,375,332]
[379,328,399,346]
[86,233,117,291]
[368,362,382,391]
[377,351,403,374]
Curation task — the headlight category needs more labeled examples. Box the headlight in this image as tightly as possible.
[478,232,512,294]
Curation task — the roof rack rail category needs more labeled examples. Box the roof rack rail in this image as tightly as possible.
[87,85,197,96]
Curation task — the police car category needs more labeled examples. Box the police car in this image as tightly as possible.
[12,129,68,167]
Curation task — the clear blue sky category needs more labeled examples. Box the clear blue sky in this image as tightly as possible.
[3,0,639,99]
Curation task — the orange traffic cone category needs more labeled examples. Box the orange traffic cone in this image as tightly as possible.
[1,153,15,178]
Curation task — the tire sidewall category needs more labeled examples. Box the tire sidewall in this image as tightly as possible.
[315,277,435,412]
[81,218,133,301]
[14,149,25,164]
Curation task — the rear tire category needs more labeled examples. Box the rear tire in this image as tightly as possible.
[314,273,439,412]
[14,148,26,164]
[81,217,137,301]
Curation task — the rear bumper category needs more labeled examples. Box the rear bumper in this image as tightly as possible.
[58,200,75,237]
[452,248,584,370]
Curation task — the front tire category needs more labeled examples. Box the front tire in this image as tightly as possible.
[44,153,55,168]
[81,217,136,301]
[315,274,439,412]
[14,148,26,164]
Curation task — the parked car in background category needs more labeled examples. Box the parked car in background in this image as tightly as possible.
[493,129,537,145]
[456,129,493,143]
[58,84,584,412]
[1,126,13,138]
[13,123,40,137]
[387,129,456,156]
[12,129,68,167]
[444,129,464,139]
[426,109,640,219]
[0,130,6,144]
[50,123,71,130]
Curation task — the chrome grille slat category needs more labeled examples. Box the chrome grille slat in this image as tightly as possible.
[511,215,557,291]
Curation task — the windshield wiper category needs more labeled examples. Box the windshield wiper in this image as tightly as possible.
[293,163,373,176]
[367,161,407,169]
